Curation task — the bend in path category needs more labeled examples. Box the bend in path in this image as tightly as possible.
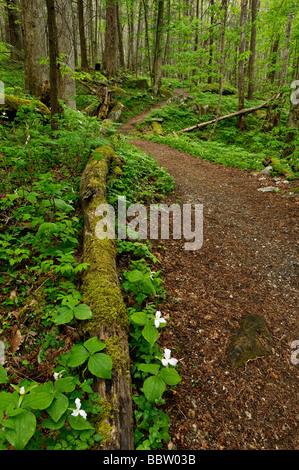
[120,91,299,450]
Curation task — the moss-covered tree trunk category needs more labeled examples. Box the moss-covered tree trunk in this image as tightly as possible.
[79,146,134,450]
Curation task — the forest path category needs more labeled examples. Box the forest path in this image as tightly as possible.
[119,91,299,450]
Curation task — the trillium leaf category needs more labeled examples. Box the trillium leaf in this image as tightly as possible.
[83,336,106,354]
[0,365,9,384]
[3,409,36,450]
[54,305,74,325]
[142,325,159,347]
[88,353,113,379]
[130,311,149,325]
[158,367,181,386]
[138,363,160,376]
[68,414,94,430]
[66,344,90,368]
[41,415,66,430]
[143,376,166,403]
[0,391,19,412]
[46,393,69,423]
[141,277,156,294]
[22,389,54,410]
[54,376,77,393]
[126,270,144,283]
[74,304,93,321]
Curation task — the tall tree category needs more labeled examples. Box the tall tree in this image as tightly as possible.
[21,0,48,98]
[247,0,259,99]
[103,0,118,76]
[237,0,248,130]
[152,0,165,94]
[5,0,23,58]
[77,0,89,70]
[45,0,59,130]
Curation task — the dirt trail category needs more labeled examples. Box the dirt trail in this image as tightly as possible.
[120,91,299,450]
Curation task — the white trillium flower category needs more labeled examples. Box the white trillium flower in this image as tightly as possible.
[154,311,167,328]
[54,371,63,380]
[19,386,25,395]
[71,398,87,419]
[162,348,178,367]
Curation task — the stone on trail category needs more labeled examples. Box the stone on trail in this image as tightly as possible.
[226,314,274,369]
[257,186,279,192]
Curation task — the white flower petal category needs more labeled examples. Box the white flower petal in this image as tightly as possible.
[75,398,81,409]
[71,410,79,417]
[169,358,178,366]
[164,348,171,360]
[79,409,87,419]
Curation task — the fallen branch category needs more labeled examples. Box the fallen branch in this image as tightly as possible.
[180,92,282,133]
[79,146,134,450]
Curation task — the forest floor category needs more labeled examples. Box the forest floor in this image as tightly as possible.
[120,90,299,450]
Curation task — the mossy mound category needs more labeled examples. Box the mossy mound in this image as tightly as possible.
[0,93,51,116]
[227,314,274,369]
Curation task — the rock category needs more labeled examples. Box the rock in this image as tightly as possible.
[126,78,149,90]
[160,88,173,99]
[110,86,126,97]
[260,165,273,175]
[257,186,279,192]
[0,93,51,118]
[107,102,125,123]
[227,314,274,369]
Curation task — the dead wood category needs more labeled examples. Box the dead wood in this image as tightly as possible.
[180,92,282,133]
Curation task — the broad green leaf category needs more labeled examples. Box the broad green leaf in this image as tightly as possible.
[88,353,112,379]
[138,363,160,376]
[143,376,166,403]
[41,415,66,430]
[126,270,144,283]
[0,365,8,384]
[54,305,74,325]
[66,344,90,367]
[54,376,77,393]
[22,389,54,410]
[158,367,181,386]
[46,393,69,423]
[68,414,94,431]
[53,198,74,212]
[142,324,159,346]
[141,277,156,294]
[3,409,36,450]
[130,311,149,325]
[0,391,19,412]
[83,336,106,355]
[74,304,93,321]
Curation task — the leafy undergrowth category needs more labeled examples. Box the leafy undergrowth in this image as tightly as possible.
[0,93,180,449]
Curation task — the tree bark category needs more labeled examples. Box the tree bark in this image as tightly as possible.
[21,0,48,98]
[247,0,258,100]
[6,0,23,58]
[238,0,248,131]
[77,0,89,70]
[103,0,118,76]
[79,145,134,450]
[152,0,165,94]
[180,93,282,133]
[45,0,59,130]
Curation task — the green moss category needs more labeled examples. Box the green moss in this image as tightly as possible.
[96,397,114,445]
[0,93,50,115]
[105,335,130,373]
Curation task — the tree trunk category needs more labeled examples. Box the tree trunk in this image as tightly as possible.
[280,8,294,86]
[77,0,89,70]
[207,0,214,84]
[79,145,134,450]
[152,0,165,94]
[116,1,125,69]
[268,37,280,85]
[103,0,117,76]
[45,0,59,130]
[21,0,48,98]
[247,0,258,100]
[6,0,23,58]
[282,84,299,158]
[55,0,77,109]
[237,0,248,130]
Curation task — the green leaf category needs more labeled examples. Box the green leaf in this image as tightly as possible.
[142,324,159,346]
[130,311,149,325]
[0,365,9,384]
[66,344,90,367]
[54,305,74,325]
[126,270,144,283]
[46,393,69,423]
[141,277,156,294]
[158,367,181,386]
[54,376,77,393]
[41,415,66,430]
[88,353,112,379]
[74,304,93,321]
[83,336,106,355]
[3,409,36,450]
[22,388,54,410]
[138,363,160,375]
[68,414,94,430]
[143,376,166,403]
[53,198,74,212]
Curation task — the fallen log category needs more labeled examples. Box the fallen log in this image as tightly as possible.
[180,92,282,133]
[79,145,134,450]
[0,93,51,116]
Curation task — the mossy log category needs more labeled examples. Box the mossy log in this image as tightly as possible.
[0,93,51,116]
[79,145,134,450]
